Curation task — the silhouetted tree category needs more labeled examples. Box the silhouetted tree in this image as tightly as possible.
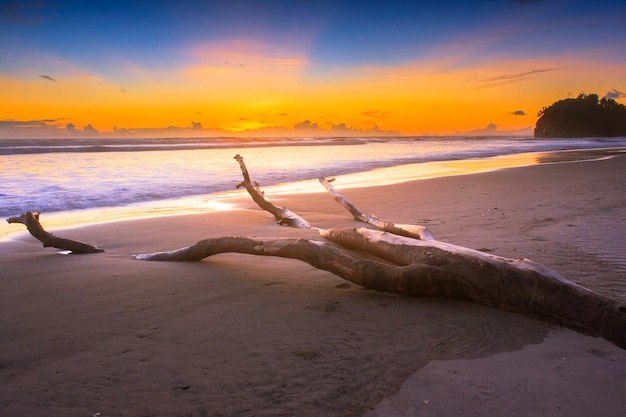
[535,93,626,138]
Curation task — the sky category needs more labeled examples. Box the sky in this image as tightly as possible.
[1,0,625,138]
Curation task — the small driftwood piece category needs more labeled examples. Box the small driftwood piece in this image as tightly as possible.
[6,211,103,254]
[319,176,434,240]
[136,155,626,349]
[234,154,311,229]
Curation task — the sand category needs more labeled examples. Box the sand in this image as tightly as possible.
[1,155,625,417]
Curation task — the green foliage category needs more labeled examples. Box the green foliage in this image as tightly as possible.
[534,92,626,138]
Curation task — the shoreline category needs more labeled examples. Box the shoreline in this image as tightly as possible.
[1,152,625,416]
[3,147,624,242]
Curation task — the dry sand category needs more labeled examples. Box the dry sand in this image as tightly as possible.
[1,155,625,417]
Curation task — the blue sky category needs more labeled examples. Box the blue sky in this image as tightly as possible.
[1,0,625,137]
[4,1,623,64]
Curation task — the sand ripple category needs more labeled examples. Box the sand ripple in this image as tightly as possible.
[527,211,626,302]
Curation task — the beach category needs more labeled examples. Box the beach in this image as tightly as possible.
[1,155,625,416]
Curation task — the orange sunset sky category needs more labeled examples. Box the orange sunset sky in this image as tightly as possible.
[1,0,625,138]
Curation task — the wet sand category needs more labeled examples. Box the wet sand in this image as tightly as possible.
[1,155,625,416]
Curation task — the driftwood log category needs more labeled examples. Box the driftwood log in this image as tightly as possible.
[5,156,625,348]
[6,211,103,254]
[138,155,626,349]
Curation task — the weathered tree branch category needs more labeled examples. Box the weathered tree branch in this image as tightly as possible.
[319,176,434,240]
[6,211,103,254]
[234,154,312,229]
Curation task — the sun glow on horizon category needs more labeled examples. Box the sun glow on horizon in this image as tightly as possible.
[1,1,625,139]
[4,48,623,138]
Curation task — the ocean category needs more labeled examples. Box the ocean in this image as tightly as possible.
[2,135,626,235]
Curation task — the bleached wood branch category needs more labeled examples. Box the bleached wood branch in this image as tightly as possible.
[319,176,434,240]
[234,154,312,229]
[6,211,103,254]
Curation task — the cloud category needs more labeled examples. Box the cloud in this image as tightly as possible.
[327,123,400,136]
[510,110,526,116]
[84,124,98,134]
[190,40,306,69]
[239,120,400,137]
[184,40,307,81]
[0,119,59,128]
[0,117,403,139]
[0,118,94,139]
[68,122,99,135]
[294,120,319,130]
[106,87,127,93]
[474,68,556,89]
[110,122,223,138]
[605,89,626,100]
[475,123,497,134]
[362,110,391,119]
[331,123,350,131]
[455,123,533,137]
[289,120,399,136]
[40,74,55,81]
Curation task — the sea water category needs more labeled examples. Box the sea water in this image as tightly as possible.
[1,135,625,233]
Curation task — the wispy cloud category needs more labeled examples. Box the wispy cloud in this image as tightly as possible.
[168,41,309,104]
[510,110,526,116]
[362,110,392,119]
[605,89,626,100]
[473,68,557,89]
[184,40,307,80]
[40,74,55,82]
[0,118,81,139]
[455,123,533,136]
[0,119,61,128]
[290,119,399,136]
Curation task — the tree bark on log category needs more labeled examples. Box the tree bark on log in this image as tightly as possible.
[6,211,103,254]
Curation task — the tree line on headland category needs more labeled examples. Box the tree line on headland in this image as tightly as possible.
[534,93,626,138]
